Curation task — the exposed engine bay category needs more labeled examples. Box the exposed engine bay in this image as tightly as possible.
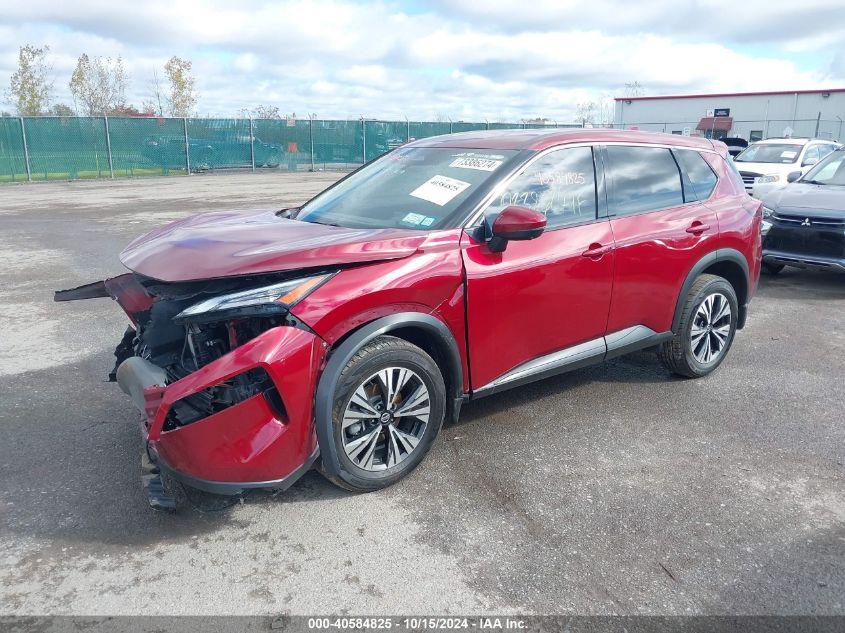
[57,270,328,431]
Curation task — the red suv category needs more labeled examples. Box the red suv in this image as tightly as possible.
[57,129,762,503]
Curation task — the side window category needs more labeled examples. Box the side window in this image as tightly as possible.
[723,156,747,194]
[487,147,597,230]
[802,145,820,166]
[675,149,718,201]
[750,131,763,142]
[605,146,684,216]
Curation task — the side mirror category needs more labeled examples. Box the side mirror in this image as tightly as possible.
[487,206,547,252]
[786,171,802,183]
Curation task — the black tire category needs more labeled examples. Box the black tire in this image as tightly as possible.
[318,335,446,493]
[658,274,739,378]
[762,262,785,275]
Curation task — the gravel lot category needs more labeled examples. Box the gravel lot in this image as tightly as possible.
[1,172,843,616]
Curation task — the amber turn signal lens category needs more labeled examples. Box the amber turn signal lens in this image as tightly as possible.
[276,275,327,305]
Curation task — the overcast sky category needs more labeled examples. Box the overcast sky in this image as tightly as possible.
[2,0,843,120]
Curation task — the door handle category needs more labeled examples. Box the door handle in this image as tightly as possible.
[582,243,612,259]
[686,222,711,235]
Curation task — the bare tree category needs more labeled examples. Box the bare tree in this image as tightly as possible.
[144,69,165,116]
[69,54,128,115]
[252,104,281,119]
[596,92,615,126]
[575,101,598,127]
[164,57,197,117]
[9,45,53,115]
[624,81,644,97]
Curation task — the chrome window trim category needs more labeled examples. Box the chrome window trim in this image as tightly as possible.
[462,141,720,228]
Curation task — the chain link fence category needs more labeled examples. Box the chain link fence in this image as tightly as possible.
[0,116,584,183]
[2,116,841,184]
[609,118,844,142]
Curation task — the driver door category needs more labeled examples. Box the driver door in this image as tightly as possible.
[461,146,615,392]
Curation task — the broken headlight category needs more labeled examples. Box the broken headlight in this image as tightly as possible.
[174,273,332,323]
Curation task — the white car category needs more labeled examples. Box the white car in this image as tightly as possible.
[733,138,841,199]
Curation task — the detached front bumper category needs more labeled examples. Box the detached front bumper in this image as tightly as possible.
[117,326,327,495]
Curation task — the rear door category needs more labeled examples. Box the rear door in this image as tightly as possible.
[461,146,615,391]
[602,144,720,336]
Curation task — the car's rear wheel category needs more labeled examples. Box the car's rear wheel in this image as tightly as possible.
[762,262,785,275]
[658,274,738,378]
[319,335,446,492]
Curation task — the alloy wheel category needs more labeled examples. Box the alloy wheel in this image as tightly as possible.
[341,367,430,472]
[690,292,732,364]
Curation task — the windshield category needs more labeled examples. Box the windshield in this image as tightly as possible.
[296,147,518,229]
[801,149,845,185]
[735,143,802,164]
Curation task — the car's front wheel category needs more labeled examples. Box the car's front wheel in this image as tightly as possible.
[658,274,739,378]
[319,335,446,492]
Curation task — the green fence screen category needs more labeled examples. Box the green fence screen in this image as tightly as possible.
[0,116,576,183]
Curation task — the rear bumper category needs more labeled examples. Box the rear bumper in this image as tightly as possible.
[118,326,327,492]
[763,250,845,271]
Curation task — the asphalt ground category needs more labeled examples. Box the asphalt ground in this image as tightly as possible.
[0,171,843,615]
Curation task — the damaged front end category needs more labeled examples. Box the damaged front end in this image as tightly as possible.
[56,271,332,501]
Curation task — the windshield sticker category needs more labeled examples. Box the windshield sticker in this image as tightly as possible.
[410,175,471,206]
[781,151,797,159]
[401,212,426,225]
[401,212,437,227]
[449,155,504,171]
[452,152,505,160]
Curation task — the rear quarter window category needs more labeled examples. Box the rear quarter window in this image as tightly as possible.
[721,155,747,194]
[674,149,718,201]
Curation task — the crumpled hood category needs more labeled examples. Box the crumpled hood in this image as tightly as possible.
[120,209,427,282]
[763,183,845,215]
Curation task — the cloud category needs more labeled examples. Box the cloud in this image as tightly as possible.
[0,0,842,119]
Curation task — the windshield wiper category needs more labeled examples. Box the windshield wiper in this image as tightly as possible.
[801,179,826,186]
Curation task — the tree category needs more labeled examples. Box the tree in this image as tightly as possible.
[252,104,281,119]
[69,54,128,115]
[9,45,53,115]
[110,104,156,117]
[49,103,74,116]
[624,81,644,98]
[164,56,197,117]
[575,101,598,127]
[144,69,165,116]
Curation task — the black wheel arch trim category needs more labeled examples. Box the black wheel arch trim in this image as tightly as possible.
[314,312,463,478]
[672,248,750,334]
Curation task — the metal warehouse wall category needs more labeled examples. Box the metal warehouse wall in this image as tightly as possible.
[613,91,845,141]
